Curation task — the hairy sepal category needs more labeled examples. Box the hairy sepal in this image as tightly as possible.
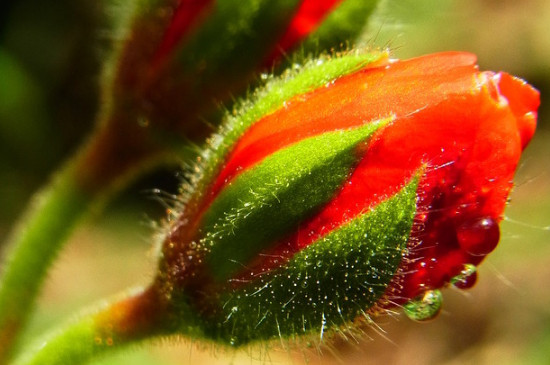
[191,51,387,208]
[202,120,389,280]
[208,176,419,345]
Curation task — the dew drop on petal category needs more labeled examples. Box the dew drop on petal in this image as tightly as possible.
[403,290,443,321]
[450,263,477,289]
[456,217,500,256]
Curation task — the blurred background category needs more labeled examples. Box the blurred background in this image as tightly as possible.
[0,0,548,364]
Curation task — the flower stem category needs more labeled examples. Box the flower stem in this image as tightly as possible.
[0,162,93,362]
[0,113,171,363]
[12,286,176,365]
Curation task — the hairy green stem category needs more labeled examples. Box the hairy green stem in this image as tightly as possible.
[12,286,176,365]
[0,115,170,363]
[0,163,94,362]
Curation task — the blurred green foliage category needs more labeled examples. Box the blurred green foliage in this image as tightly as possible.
[0,0,103,229]
[0,0,548,364]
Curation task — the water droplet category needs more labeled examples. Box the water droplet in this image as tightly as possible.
[451,264,477,289]
[456,217,500,256]
[403,290,443,321]
[229,336,238,346]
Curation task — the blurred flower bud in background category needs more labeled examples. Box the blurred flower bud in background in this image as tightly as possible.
[105,0,380,141]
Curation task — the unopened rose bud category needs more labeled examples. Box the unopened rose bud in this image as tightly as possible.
[151,51,539,344]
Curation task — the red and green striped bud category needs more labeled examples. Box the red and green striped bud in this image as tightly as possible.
[108,0,380,139]
[152,51,539,345]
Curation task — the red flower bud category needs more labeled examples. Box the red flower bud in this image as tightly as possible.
[153,51,539,344]
[110,0,379,139]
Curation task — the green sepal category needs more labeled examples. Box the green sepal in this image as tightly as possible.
[172,0,302,82]
[301,0,381,55]
[191,51,386,212]
[208,175,419,345]
[201,119,389,281]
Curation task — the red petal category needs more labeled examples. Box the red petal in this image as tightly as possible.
[152,0,215,69]
[213,52,477,197]
[224,52,538,292]
[262,0,345,67]
[494,72,539,149]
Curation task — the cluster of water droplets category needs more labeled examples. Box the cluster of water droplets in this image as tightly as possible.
[401,215,498,321]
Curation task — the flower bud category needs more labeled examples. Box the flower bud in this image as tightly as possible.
[154,51,539,345]
[109,0,380,139]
